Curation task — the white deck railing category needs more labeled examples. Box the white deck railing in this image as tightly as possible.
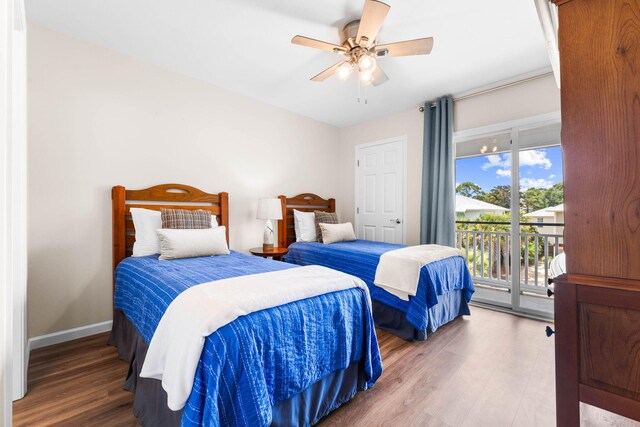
[455,223,563,295]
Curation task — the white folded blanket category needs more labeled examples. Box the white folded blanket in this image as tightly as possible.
[140,265,369,411]
[374,244,463,301]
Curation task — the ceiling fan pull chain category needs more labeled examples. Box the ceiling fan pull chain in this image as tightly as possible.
[357,71,369,104]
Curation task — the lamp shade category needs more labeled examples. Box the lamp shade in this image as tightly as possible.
[256,198,283,220]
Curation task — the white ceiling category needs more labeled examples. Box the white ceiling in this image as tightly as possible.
[26,0,551,128]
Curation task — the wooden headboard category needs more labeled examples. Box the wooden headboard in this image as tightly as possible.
[112,184,229,272]
[277,193,335,248]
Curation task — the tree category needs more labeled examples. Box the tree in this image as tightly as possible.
[543,182,564,207]
[522,188,546,213]
[482,185,511,209]
[456,182,485,199]
[521,183,564,213]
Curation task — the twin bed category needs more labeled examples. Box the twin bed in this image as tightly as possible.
[278,193,475,341]
[109,184,473,426]
[108,185,381,426]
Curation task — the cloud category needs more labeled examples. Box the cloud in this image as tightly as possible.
[481,150,552,180]
[481,154,511,178]
[549,174,556,179]
[521,178,554,190]
[482,150,551,170]
[519,150,552,169]
[481,154,509,171]
[496,168,511,178]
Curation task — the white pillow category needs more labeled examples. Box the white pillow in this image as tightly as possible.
[130,208,218,257]
[293,209,317,242]
[319,222,356,245]
[156,227,230,260]
[131,208,162,256]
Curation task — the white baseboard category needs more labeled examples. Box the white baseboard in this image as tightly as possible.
[28,320,113,351]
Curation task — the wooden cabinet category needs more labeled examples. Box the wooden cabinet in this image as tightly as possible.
[553,0,640,425]
[555,0,640,280]
[554,275,640,425]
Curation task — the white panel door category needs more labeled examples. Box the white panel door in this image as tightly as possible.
[356,138,405,243]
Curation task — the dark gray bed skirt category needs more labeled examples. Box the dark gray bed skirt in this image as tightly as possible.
[372,290,470,341]
[372,301,428,341]
[108,310,366,426]
[108,310,183,426]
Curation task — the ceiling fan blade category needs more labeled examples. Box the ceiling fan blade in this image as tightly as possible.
[375,37,434,57]
[291,35,347,53]
[310,61,348,82]
[372,66,389,86]
[356,0,390,47]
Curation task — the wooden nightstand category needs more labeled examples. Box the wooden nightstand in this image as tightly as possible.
[249,246,289,261]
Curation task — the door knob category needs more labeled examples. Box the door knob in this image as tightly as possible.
[545,326,555,337]
[390,219,401,224]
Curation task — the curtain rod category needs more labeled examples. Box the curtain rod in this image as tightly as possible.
[418,71,554,112]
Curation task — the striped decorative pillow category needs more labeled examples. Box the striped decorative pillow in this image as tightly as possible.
[314,211,338,242]
[161,209,212,229]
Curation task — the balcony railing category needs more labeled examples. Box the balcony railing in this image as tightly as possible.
[455,221,564,295]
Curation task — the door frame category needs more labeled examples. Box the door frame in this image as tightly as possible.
[354,135,408,244]
[0,0,11,418]
[3,1,28,423]
[11,0,27,403]
[453,112,561,319]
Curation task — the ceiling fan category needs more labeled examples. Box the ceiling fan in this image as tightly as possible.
[291,0,433,87]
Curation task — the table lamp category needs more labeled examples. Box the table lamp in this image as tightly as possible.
[256,198,283,251]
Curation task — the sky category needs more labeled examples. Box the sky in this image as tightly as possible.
[455,146,563,192]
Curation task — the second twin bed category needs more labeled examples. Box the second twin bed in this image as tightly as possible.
[278,193,475,341]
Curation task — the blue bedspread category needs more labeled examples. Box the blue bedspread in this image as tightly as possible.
[114,252,382,426]
[284,240,475,332]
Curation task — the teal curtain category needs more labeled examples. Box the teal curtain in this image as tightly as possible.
[420,95,455,246]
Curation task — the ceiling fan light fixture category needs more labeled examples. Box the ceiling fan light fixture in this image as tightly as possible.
[291,0,434,95]
[337,62,354,80]
[358,53,377,73]
[360,69,374,84]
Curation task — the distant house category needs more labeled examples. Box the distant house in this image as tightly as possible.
[455,195,508,220]
[523,203,564,236]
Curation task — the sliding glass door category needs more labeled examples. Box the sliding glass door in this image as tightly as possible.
[454,115,562,318]
[515,123,563,316]
[455,131,514,308]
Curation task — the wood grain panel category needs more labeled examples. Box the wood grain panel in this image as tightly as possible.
[553,277,581,426]
[125,183,220,203]
[551,0,640,423]
[578,284,640,311]
[558,0,640,279]
[277,193,335,247]
[581,384,640,422]
[579,302,640,400]
[124,204,222,214]
[112,186,126,273]
[568,273,640,293]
